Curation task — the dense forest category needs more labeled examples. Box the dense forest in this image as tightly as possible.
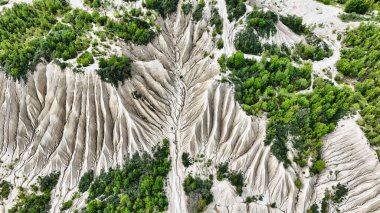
[74,139,171,212]
[336,24,380,158]
[0,0,155,82]
[222,51,358,170]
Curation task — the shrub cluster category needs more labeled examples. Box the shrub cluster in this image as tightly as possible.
[81,139,171,213]
[9,172,60,213]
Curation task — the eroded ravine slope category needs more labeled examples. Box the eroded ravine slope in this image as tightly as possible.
[0,0,380,212]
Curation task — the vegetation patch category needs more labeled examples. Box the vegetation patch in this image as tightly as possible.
[77,51,95,67]
[192,0,205,22]
[80,139,171,212]
[344,0,372,14]
[182,152,193,167]
[96,55,132,87]
[0,0,156,81]
[183,175,213,213]
[339,13,380,22]
[234,9,279,54]
[0,0,8,5]
[211,7,223,35]
[294,34,333,61]
[78,170,94,193]
[246,9,278,38]
[222,51,357,170]
[336,24,380,150]
[280,15,307,35]
[308,183,348,213]
[145,0,180,17]
[181,2,192,15]
[216,162,244,195]
[0,180,12,200]
[60,200,73,211]
[9,172,60,213]
[225,0,246,21]
[84,0,107,8]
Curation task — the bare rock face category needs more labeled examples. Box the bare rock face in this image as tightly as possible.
[0,60,173,210]
[0,0,380,213]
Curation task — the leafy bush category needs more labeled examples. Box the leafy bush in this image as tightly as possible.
[77,51,94,67]
[332,183,348,203]
[192,0,205,21]
[345,0,371,14]
[216,162,229,181]
[280,15,307,35]
[216,39,224,49]
[307,204,320,213]
[294,34,333,61]
[0,0,8,5]
[218,54,227,72]
[96,55,132,87]
[311,160,326,174]
[211,8,223,35]
[246,9,278,38]
[181,2,192,14]
[61,200,73,211]
[38,172,60,193]
[183,175,213,213]
[228,171,244,195]
[295,179,303,189]
[225,0,246,21]
[79,170,94,193]
[182,152,193,167]
[84,0,105,8]
[0,180,12,200]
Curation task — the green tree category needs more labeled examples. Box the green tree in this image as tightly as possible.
[311,160,326,174]
[345,0,372,14]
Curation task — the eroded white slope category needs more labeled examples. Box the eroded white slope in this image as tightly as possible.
[315,115,380,213]
[0,0,379,212]
[0,60,174,211]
